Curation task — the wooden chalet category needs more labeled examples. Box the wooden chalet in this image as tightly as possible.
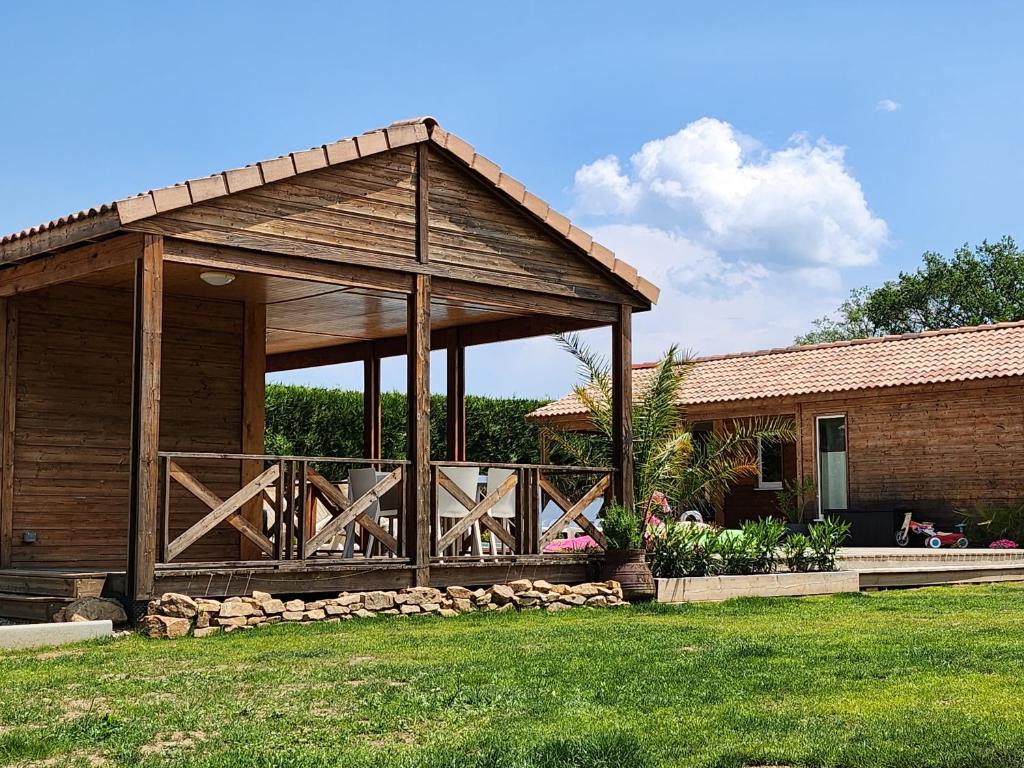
[530,324,1024,541]
[0,117,658,617]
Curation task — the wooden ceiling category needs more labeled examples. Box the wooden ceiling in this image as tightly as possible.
[73,261,522,355]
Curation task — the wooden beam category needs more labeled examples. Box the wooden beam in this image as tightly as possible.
[446,330,465,461]
[363,346,381,460]
[0,300,14,568]
[127,235,164,600]
[612,304,634,514]
[266,313,602,372]
[0,234,142,298]
[240,302,267,560]
[416,142,430,264]
[406,274,431,585]
[0,210,122,266]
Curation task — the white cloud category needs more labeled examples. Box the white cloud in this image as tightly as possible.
[567,117,889,364]
[876,98,901,112]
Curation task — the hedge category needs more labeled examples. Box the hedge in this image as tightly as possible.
[265,384,549,465]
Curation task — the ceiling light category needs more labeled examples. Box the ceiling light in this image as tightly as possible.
[200,271,236,287]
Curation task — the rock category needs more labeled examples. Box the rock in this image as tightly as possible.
[508,579,533,593]
[532,580,555,592]
[362,591,395,611]
[195,612,210,629]
[400,604,421,615]
[61,598,128,626]
[219,599,257,619]
[452,598,474,613]
[264,616,282,624]
[140,615,191,639]
[247,615,267,626]
[402,587,442,606]
[546,602,572,612]
[474,592,493,608]
[422,603,442,613]
[215,616,248,628]
[561,594,587,606]
[549,584,571,595]
[472,588,487,599]
[195,598,222,614]
[601,580,624,599]
[252,590,273,602]
[494,603,515,613]
[305,600,327,611]
[541,592,560,603]
[488,584,515,605]
[571,583,600,598]
[304,609,326,621]
[352,608,375,619]
[260,599,286,615]
[152,593,198,619]
[446,585,473,599]
[285,599,305,612]
[325,603,351,616]
[282,611,304,622]
[193,626,221,638]
[586,595,609,607]
[438,608,459,618]
[380,609,400,616]
[336,593,362,607]
[595,586,614,597]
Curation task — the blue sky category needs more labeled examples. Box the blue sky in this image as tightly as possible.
[2,2,1021,398]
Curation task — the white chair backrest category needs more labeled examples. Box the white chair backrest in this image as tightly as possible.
[436,466,481,518]
[486,468,516,519]
[348,467,381,518]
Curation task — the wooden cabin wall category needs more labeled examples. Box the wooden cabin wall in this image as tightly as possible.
[685,377,1024,525]
[7,282,243,569]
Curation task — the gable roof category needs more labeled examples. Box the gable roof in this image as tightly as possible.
[0,117,658,305]
[528,321,1024,420]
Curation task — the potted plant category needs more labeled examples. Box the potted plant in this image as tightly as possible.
[775,475,816,535]
[599,502,655,601]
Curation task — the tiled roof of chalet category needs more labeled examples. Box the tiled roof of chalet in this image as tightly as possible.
[527,321,1024,419]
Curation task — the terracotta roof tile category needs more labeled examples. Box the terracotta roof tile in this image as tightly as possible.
[528,322,1024,420]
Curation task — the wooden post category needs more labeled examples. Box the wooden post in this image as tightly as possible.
[363,345,381,460]
[612,304,634,515]
[240,302,266,560]
[446,330,466,461]
[406,276,431,585]
[127,235,163,600]
[0,300,14,568]
[416,142,430,264]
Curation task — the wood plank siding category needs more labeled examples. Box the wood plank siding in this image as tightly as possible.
[685,377,1024,525]
[9,282,243,568]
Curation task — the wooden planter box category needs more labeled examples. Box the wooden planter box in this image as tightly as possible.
[656,571,859,603]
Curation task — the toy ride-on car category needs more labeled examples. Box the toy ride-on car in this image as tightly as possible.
[895,512,968,548]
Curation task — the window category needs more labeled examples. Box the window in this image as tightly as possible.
[757,438,784,490]
[816,415,848,515]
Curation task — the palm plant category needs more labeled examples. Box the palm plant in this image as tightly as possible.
[546,333,797,524]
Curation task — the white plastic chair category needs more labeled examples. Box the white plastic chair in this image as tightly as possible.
[485,468,517,554]
[436,465,483,556]
[343,468,400,558]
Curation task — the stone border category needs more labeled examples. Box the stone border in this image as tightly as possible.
[656,571,859,603]
[0,619,113,650]
[141,580,627,638]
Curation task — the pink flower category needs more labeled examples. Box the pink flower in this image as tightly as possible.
[989,538,1019,549]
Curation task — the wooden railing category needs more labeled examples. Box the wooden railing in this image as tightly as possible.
[157,452,408,564]
[430,462,614,558]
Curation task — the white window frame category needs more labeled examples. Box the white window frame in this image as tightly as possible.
[756,437,783,491]
[815,413,847,520]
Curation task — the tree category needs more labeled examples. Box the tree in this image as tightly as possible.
[545,334,796,520]
[796,237,1024,345]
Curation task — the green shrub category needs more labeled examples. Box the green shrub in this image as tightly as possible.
[265,384,548,464]
[648,521,722,578]
[783,533,813,572]
[600,503,643,550]
[808,516,851,571]
[957,502,1024,546]
[775,475,817,524]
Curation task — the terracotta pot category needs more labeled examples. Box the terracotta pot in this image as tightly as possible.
[601,549,655,602]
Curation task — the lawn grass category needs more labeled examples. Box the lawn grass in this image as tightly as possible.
[3,584,1024,767]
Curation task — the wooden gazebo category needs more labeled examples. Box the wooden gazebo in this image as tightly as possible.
[0,118,657,615]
